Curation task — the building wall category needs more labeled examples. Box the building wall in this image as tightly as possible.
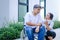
[0,0,40,27]
[46,0,60,21]
[9,0,40,22]
[0,0,18,27]
[0,0,9,27]
[0,0,60,28]
[9,0,18,22]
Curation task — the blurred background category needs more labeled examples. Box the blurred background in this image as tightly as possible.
[0,0,60,40]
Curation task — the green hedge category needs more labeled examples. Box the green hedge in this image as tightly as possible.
[0,22,23,40]
[53,21,60,29]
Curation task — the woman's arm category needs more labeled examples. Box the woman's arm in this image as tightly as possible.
[44,21,54,31]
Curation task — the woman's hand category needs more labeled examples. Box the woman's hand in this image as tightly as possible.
[44,21,48,26]
[44,21,51,30]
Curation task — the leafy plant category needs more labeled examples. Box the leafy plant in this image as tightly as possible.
[9,22,23,31]
[53,21,60,29]
[0,22,23,40]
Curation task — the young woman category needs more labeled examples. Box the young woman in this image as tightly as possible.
[44,13,56,40]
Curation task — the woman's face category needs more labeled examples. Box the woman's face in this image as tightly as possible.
[46,13,50,19]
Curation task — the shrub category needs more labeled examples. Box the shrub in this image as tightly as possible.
[9,22,23,31]
[53,21,60,29]
[0,22,23,40]
[0,27,20,40]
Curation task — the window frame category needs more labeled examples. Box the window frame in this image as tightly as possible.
[44,0,46,17]
[18,0,29,22]
[40,0,46,17]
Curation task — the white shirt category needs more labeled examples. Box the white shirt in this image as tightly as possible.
[24,12,43,28]
[43,20,54,31]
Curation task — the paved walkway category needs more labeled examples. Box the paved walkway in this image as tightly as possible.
[53,28,60,40]
[15,28,60,40]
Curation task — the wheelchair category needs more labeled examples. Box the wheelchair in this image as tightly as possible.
[20,27,38,40]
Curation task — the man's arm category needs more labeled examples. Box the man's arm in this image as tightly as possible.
[26,22,42,26]
[26,22,36,26]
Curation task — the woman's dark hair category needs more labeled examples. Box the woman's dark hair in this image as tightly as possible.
[49,13,54,20]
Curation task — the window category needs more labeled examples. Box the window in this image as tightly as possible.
[18,0,29,22]
[40,0,44,2]
[40,0,46,18]
[19,0,27,4]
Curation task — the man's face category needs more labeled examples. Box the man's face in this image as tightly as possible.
[34,8,41,14]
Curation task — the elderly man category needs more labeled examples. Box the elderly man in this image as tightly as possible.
[24,4,45,40]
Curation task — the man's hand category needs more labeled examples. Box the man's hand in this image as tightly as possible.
[35,26,40,33]
[35,23,42,33]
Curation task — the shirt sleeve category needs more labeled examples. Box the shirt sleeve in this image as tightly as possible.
[38,15,44,23]
[49,22,54,29]
[24,13,30,25]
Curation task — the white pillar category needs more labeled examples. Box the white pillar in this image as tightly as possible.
[9,0,18,22]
